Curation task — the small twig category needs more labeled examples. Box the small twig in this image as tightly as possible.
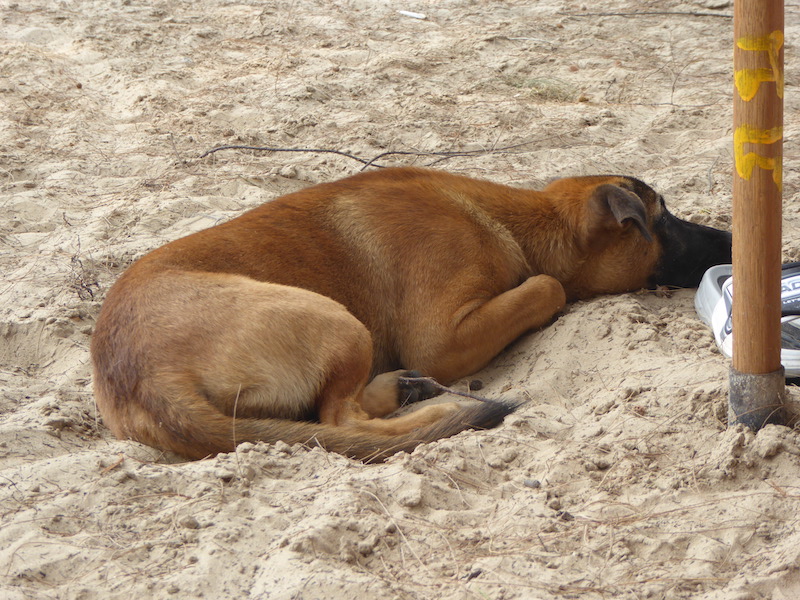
[198,145,374,165]
[359,138,557,170]
[169,133,188,166]
[359,149,441,170]
[537,533,552,552]
[358,149,493,170]
[766,479,789,498]
[198,138,549,171]
[100,454,125,474]
[397,376,494,403]
[232,383,242,476]
[558,11,732,19]
[706,156,720,192]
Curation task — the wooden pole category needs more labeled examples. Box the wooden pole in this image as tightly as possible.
[730,0,786,428]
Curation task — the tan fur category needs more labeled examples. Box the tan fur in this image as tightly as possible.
[91,167,667,460]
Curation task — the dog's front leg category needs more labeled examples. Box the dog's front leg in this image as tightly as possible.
[409,274,566,383]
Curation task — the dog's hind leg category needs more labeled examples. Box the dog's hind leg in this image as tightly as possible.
[166,274,460,439]
[315,337,461,435]
[94,270,516,459]
[358,370,442,418]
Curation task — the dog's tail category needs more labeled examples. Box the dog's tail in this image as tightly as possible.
[122,398,521,462]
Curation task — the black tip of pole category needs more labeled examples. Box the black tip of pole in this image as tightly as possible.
[728,367,787,430]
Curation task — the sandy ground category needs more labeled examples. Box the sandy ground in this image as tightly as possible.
[3,0,800,598]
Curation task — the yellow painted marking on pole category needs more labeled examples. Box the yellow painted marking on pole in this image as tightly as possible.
[734,125,783,191]
[734,30,784,100]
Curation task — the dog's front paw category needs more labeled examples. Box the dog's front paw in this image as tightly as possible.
[397,371,444,406]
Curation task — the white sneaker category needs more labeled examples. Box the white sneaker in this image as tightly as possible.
[695,263,800,377]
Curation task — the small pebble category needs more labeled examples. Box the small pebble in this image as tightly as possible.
[180,516,200,530]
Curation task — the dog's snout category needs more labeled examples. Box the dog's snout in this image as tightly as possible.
[651,212,732,289]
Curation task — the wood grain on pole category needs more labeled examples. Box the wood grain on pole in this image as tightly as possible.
[732,0,783,375]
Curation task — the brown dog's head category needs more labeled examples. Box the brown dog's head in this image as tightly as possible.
[543,176,732,299]
[622,177,733,288]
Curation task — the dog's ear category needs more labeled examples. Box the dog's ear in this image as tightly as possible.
[587,184,653,243]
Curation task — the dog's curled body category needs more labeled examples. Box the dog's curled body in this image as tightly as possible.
[91,167,731,460]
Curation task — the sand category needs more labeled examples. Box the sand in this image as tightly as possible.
[3,0,800,598]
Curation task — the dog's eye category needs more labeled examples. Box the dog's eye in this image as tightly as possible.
[656,196,668,217]
[652,196,669,227]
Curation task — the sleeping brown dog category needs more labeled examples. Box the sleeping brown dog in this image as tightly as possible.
[91,167,731,460]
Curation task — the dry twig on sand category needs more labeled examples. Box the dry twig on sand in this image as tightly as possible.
[198,139,552,170]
